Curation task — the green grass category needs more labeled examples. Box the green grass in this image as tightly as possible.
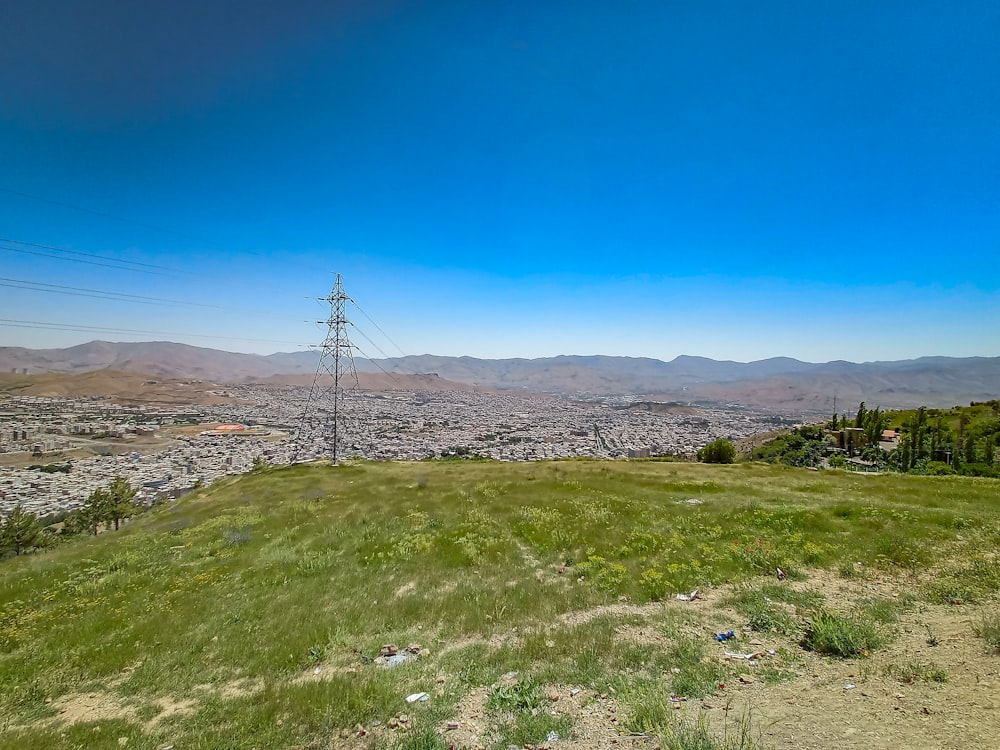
[1,459,998,748]
[801,611,884,657]
[924,555,1000,604]
[884,660,947,684]
[622,703,765,750]
[484,677,573,748]
[665,631,730,699]
[858,595,916,624]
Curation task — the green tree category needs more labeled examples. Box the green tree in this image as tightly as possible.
[903,407,929,470]
[80,487,111,535]
[862,407,889,447]
[697,438,736,464]
[1,504,43,556]
[855,402,867,429]
[106,476,138,531]
[963,433,976,464]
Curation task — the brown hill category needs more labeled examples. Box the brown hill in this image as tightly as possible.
[3,341,998,412]
[250,371,485,392]
[0,371,236,406]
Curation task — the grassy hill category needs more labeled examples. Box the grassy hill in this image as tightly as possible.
[2,460,999,749]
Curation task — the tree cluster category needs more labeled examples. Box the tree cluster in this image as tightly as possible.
[756,400,1000,477]
[889,404,999,476]
[64,476,139,535]
[753,425,829,467]
[0,504,45,556]
[697,438,736,464]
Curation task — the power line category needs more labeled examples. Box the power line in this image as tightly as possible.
[2,189,340,278]
[0,237,179,272]
[0,244,319,322]
[352,341,402,386]
[351,323,395,365]
[0,277,222,309]
[352,300,409,359]
[0,275,309,323]
[0,244,180,277]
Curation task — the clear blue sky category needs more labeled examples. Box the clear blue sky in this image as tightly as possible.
[2,0,998,362]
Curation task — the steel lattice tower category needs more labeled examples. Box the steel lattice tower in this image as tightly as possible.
[298,274,360,464]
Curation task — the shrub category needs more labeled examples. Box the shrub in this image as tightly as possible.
[802,611,883,656]
[739,597,797,636]
[697,439,736,464]
[884,660,947,684]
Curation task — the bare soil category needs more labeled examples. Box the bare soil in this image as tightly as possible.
[343,570,1000,750]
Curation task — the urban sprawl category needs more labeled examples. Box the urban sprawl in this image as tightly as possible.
[1,384,800,518]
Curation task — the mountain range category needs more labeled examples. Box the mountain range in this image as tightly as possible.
[1,340,998,412]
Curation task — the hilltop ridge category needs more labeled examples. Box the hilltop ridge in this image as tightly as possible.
[1,341,998,411]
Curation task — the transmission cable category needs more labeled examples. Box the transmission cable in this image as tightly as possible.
[0,277,221,308]
[0,237,179,272]
[351,300,409,359]
[0,244,181,277]
[351,337,402,386]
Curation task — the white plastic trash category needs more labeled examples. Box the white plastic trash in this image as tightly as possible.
[406,692,430,703]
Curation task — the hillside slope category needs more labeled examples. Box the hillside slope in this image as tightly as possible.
[2,461,998,750]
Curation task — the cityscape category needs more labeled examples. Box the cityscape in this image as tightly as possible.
[0,383,798,518]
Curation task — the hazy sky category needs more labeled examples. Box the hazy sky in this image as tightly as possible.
[2,0,998,362]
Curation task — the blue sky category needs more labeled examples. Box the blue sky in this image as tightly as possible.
[2,0,998,362]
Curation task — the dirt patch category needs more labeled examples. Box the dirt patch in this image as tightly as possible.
[702,602,1000,749]
[442,682,654,750]
[143,697,198,729]
[559,601,665,628]
[48,691,135,726]
[394,581,416,598]
[46,691,200,730]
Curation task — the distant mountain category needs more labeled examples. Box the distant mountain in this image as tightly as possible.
[0,341,321,381]
[1,341,997,412]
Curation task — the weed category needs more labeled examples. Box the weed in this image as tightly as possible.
[666,634,729,698]
[802,611,883,657]
[485,677,571,748]
[874,533,929,569]
[859,596,914,624]
[494,712,573,748]
[619,677,678,734]
[757,584,824,609]
[575,554,628,593]
[486,678,542,714]
[925,626,940,647]
[305,644,325,666]
[884,660,947,684]
[838,561,859,579]
[925,556,1000,604]
[654,710,765,750]
[972,609,1000,652]
[726,588,797,635]
[390,727,451,750]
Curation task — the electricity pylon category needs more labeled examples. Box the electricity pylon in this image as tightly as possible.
[298,274,360,464]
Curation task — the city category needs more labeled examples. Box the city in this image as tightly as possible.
[0,383,799,517]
